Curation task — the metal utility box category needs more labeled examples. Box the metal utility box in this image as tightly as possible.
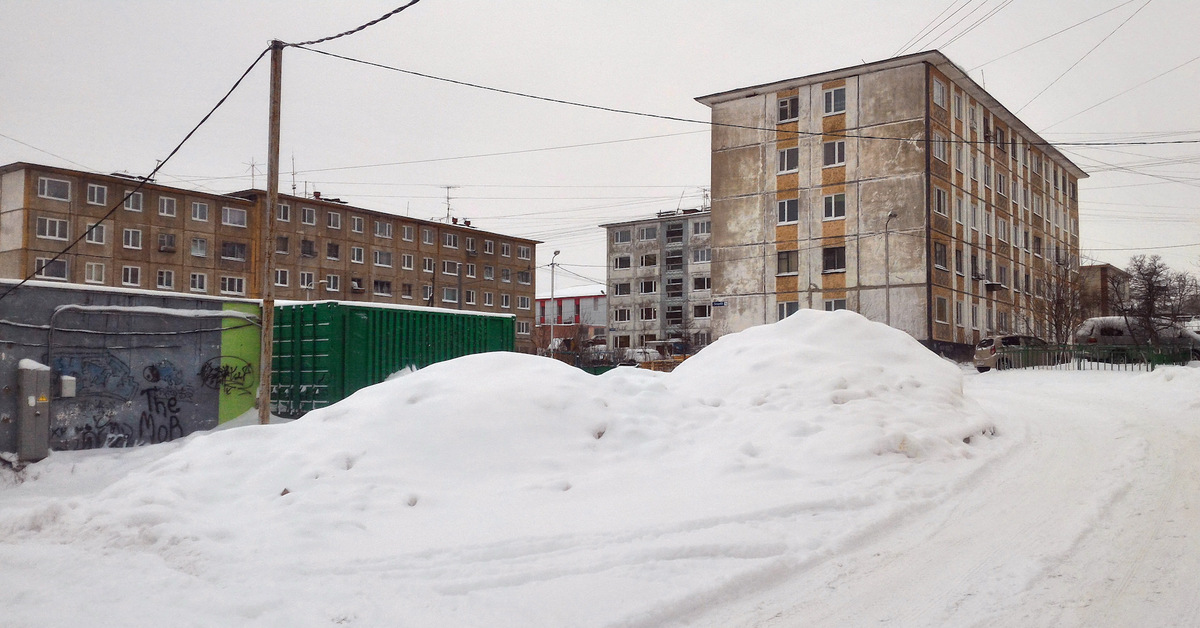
[272,302,515,417]
[18,361,51,462]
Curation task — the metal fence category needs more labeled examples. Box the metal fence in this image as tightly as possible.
[994,344,1194,372]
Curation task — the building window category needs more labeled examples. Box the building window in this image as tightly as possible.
[275,269,289,287]
[932,78,947,108]
[87,184,107,206]
[613,256,631,269]
[220,241,247,261]
[934,242,948,269]
[36,217,69,240]
[823,141,845,167]
[693,304,712,319]
[124,191,143,212]
[955,249,964,275]
[640,280,657,294]
[422,228,435,245]
[501,242,512,257]
[400,253,413,270]
[85,223,105,244]
[465,290,476,305]
[501,268,512,282]
[778,147,799,174]
[483,292,494,307]
[443,260,459,276]
[483,265,495,280]
[351,216,364,233]
[302,206,317,225]
[778,96,799,122]
[517,296,531,310]
[665,305,684,326]
[953,93,963,119]
[517,245,531,260]
[935,296,949,323]
[375,221,393,239]
[613,229,632,243]
[222,206,247,227]
[484,239,495,254]
[823,87,846,115]
[191,238,207,257]
[956,301,965,327]
[501,294,511,309]
[157,270,174,290]
[517,270,531,284]
[423,257,434,273]
[443,233,459,249]
[613,282,631,295]
[422,284,434,301]
[777,250,798,275]
[933,188,948,216]
[824,193,846,220]
[190,272,207,293]
[824,299,847,312]
[325,275,340,292]
[220,276,246,295]
[614,308,631,322]
[326,242,340,260]
[299,272,315,289]
[276,203,290,222]
[123,228,142,250]
[639,306,656,321]
[351,246,364,264]
[327,211,341,229]
[37,177,70,201]
[932,133,948,162]
[192,201,209,222]
[777,198,798,223]
[85,262,104,284]
[121,265,141,286]
[778,301,799,321]
[466,263,476,278]
[275,236,289,254]
[401,225,413,241]
[822,246,846,273]
[374,250,393,267]
[158,197,176,217]
[693,276,711,291]
[465,237,477,253]
[666,277,684,298]
[301,240,317,257]
[636,253,656,268]
[693,220,711,235]
[34,258,67,280]
[692,249,711,263]
[158,232,176,252]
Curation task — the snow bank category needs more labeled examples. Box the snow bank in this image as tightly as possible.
[0,310,999,628]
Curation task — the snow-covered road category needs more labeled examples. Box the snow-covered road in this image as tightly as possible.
[692,369,1200,628]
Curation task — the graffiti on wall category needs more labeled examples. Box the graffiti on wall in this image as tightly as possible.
[50,351,217,450]
[199,356,255,396]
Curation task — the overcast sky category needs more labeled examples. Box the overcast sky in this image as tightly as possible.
[3,0,1197,290]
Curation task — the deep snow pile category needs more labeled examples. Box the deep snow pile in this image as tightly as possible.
[0,310,1000,627]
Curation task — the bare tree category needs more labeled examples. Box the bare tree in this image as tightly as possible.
[1110,255,1200,344]
[1030,256,1085,344]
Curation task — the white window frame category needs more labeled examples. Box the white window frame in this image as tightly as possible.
[823,193,846,220]
[777,147,799,174]
[158,197,177,217]
[36,217,69,241]
[85,262,104,284]
[123,228,142,250]
[219,276,246,296]
[823,141,846,167]
[156,269,175,290]
[327,211,341,230]
[34,257,67,280]
[121,265,141,287]
[823,87,846,115]
[351,246,364,264]
[222,206,247,227]
[191,237,207,257]
[37,177,70,201]
[190,272,207,293]
[124,191,143,212]
[301,206,317,225]
[86,184,107,206]
[191,201,209,222]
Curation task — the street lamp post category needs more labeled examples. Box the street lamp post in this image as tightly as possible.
[885,211,898,326]
[549,250,560,360]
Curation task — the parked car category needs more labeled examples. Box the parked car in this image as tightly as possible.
[973,335,1048,372]
[1074,316,1200,361]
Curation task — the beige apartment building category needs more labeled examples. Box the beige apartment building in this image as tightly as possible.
[696,51,1087,358]
[0,162,538,351]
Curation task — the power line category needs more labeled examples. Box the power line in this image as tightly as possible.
[939,0,1015,49]
[1041,52,1200,131]
[0,47,272,305]
[291,44,1200,149]
[1015,0,1155,114]
[894,0,972,57]
[968,0,1140,71]
[287,1,423,47]
[0,132,93,171]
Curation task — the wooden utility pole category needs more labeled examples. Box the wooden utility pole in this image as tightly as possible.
[258,40,284,426]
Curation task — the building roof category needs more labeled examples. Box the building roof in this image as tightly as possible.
[536,283,606,300]
[598,207,710,229]
[694,50,1088,181]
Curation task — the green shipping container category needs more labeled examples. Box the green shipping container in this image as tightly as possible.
[272,301,515,417]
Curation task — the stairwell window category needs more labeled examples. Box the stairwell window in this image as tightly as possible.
[222,206,247,227]
[778,96,799,122]
[824,193,846,220]
[778,198,798,224]
[822,246,846,273]
[823,87,846,115]
[823,141,845,167]
[778,147,799,174]
[38,177,70,201]
[87,184,107,205]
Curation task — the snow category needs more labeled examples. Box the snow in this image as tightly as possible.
[2,310,1198,627]
[17,359,50,371]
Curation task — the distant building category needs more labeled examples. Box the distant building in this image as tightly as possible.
[0,161,539,351]
[696,51,1087,358]
[1080,263,1130,318]
[535,283,607,351]
[601,208,713,355]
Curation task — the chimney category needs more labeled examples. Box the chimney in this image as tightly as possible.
[313,191,321,199]
[464,220,471,227]
[452,217,459,224]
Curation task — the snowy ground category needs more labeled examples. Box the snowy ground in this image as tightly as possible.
[1,311,1198,627]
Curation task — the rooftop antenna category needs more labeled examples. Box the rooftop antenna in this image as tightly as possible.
[244,157,261,188]
[290,154,297,196]
[676,190,687,211]
[443,185,457,222]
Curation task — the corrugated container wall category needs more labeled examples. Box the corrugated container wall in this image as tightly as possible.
[272,302,515,417]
